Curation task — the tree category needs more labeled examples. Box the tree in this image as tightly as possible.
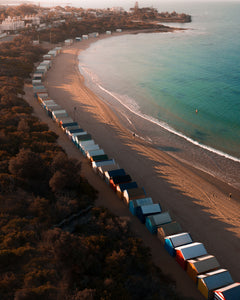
[17,119,30,133]
[28,197,51,219]
[8,148,46,180]
[42,229,86,267]
[0,174,16,194]
[66,289,95,300]
[49,153,82,193]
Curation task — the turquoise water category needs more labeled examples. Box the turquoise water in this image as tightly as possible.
[79,2,240,161]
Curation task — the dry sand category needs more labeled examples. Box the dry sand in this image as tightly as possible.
[25,32,240,299]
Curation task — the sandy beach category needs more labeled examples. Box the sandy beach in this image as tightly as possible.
[25,32,240,299]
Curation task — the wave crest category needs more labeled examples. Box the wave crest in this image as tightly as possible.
[98,84,240,164]
[79,60,240,164]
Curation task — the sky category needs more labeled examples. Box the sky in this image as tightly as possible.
[2,0,240,9]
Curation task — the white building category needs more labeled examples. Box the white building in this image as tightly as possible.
[65,39,73,46]
[39,23,47,29]
[110,7,125,13]
[24,15,41,25]
[88,32,99,38]
[0,16,25,31]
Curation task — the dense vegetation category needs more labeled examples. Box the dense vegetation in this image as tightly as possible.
[0,14,188,300]
[0,4,189,44]
[29,16,173,44]
[0,4,38,20]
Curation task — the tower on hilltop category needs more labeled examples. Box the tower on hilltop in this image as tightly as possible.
[134,1,139,13]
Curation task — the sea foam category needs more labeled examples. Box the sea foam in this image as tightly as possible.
[97,83,240,164]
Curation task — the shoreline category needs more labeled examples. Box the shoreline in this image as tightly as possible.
[78,32,240,192]
[81,68,240,177]
[35,30,240,296]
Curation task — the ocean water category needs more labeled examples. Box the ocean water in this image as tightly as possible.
[79,2,240,187]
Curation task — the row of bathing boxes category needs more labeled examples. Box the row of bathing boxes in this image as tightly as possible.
[32,45,240,300]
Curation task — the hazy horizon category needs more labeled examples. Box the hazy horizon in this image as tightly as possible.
[1,0,240,9]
